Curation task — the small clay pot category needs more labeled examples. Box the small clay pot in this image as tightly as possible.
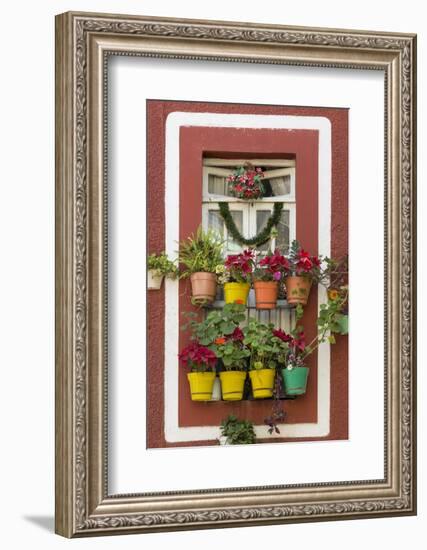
[284,276,312,305]
[253,280,279,309]
[190,272,217,303]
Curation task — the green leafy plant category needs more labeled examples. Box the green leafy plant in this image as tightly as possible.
[147,252,178,278]
[178,226,224,277]
[243,318,283,370]
[220,415,256,445]
[182,303,247,346]
[182,304,249,371]
[315,286,349,339]
[276,288,348,370]
[211,331,250,371]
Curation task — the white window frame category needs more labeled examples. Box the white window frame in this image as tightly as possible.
[202,160,296,252]
[202,163,296,204]
[251,201,296,252]
[202,202,249,256]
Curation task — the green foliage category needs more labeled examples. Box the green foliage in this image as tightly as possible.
[301,286,349,359]
[213,339,250,370]
[252,267,275,282]
[220,415,256,445]
[317,298,349,337]
[243,318,282,370]
[182,303,246,346]
[178,226,224,276]
[218,202,283,247]
[147,252,178,278]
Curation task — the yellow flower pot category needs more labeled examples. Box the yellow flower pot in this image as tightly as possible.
[223,282,250,305]
[249,368,276,399]
[219,371,247,401]
[187,372,216,401]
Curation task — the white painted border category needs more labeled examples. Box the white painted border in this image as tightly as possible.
[108,59,384,493]
[164,112,331,443]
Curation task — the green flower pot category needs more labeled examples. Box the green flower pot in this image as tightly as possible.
[281,367,309,396]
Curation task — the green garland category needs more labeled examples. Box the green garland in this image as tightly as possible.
[218,202,283,247]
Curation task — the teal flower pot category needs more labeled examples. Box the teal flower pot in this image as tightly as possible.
[281,367,309,396]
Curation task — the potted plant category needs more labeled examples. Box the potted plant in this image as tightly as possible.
[319,255,349,327]
[219,415,256,445]
[222,249,255,305]
[178,227,224,304]
[226,163,265,200]
[273,326,309,395]
[182,303,247,345]
[284,240,322,305]
[253,249,289,309]
[243,318,280,398]
[275,288,349,395]
[181,304,248,401]
[178,341,217,401]
[210,327,250,401]
[147,252,178,289]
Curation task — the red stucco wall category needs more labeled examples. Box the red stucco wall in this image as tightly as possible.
[146,100,348,448]
[178,126,319,427]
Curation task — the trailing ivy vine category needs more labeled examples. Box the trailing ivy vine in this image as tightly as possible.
[218,202,283,247]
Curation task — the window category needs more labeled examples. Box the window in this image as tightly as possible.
[202,159,296,256]
[202,158,297,330]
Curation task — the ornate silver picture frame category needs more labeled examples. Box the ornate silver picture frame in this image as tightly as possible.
[55,11,416,537]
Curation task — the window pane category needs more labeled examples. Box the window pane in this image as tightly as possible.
[207,209,243,254]
[227,211,243,253]
[269,175,291,196]
[208,175,230,196]
[256,210,272,252]
[276,210,290,253]
[208,210,224,236]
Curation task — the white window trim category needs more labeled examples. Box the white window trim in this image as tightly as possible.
[164,112,331,443]
[202,202,249,255]
[202,165,296,203]
[203,158,296,168]
[250,201,296,251]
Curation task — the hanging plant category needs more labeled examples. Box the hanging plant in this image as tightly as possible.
[219,201,283,247]
[226,163,265,199]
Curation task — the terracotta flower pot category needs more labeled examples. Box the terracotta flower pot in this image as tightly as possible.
[190,272,217,303]
[253,281,279,309]
[147,270,164,290]
[284,276,312,305]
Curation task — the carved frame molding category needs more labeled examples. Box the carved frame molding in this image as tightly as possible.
[55,11,416,537]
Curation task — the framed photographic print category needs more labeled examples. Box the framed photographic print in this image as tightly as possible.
[55,11,417,537]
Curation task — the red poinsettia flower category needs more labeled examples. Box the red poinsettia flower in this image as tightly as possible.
[260,249,290,274]
[296,249,314,272]
[225,249,255,276]
[229,326,244,341]
[178,341,217,368]
[272,329,306,352]
[294,332,306,352]
[272,328,293,343]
